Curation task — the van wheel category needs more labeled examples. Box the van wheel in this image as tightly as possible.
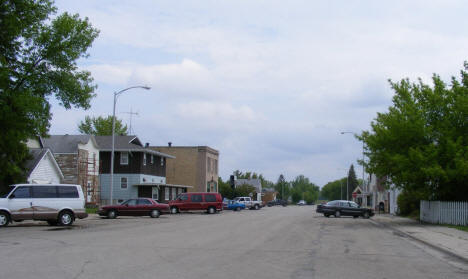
[335,211,341,218]
[150,210,160,218]
[254,204,260,210]
[107,210,117,219]
[58,211,74,226]
[208,207,216,214]
[235,207,240,211]
[0,211,9,227]
[171,207,179,214]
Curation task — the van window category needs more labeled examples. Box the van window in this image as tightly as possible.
[33,186,57,198]
[177,194,188,201]
[11,186,32,198]
[205,194,216,202]
[57,186,79,198]
[191,194,203,202]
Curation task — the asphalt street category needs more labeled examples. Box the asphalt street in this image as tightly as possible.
[0,206,467,279]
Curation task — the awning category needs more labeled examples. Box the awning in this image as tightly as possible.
[133,183,193,188]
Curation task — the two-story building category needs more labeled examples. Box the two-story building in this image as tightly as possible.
[150,144,219,193]
[96,136,191,204]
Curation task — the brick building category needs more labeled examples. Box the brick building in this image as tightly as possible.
[150,145,219,193]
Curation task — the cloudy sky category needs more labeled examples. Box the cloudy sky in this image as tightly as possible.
[50,0,468,186]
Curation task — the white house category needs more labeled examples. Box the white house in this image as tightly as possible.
[26,148,64,184]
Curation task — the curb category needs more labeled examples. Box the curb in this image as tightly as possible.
[370,218,468,264]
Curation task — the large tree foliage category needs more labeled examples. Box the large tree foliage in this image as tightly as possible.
[78,115,128,136]
[0,0,99,190]
[359,63,468,201]
[320,178,347,201]
[274,174,290,200]
[290,175,319,203]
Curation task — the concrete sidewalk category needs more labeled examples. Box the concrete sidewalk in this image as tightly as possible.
[372,214,468,262]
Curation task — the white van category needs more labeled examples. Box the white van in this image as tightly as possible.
[0,184,88,227]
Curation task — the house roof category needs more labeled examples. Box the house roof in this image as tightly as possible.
[42,135,93,153]
[25,148,64,179]
[95,136,175,158]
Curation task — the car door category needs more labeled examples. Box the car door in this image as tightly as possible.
[7,186,33,221]
[339,202,352,216]
[120,199,137,216]
[348,201,361,216]
[137,199,153,215]
[189,194,204,210]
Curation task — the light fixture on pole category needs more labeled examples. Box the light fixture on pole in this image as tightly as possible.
[110,85,150,205]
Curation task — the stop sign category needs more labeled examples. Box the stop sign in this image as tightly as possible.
[352,192,357,198]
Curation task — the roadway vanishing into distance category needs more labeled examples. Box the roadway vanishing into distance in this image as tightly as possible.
[0,206,467,279]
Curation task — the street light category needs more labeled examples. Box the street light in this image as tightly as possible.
[341,131,365,199]
[110,85,150,205]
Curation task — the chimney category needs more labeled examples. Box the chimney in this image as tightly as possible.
[168,142,172,147]
[145,142,149,148]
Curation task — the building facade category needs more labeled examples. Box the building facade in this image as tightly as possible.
[97,136,190,204]
[151,145,219,193]
[42,135,100,204]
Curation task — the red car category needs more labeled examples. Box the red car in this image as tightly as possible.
[98,198,169,219]
[168,192,223,214]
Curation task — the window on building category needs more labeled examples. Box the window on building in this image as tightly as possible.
[152,187,159,200]
[172,188,176,200]
[143,153,147,166]
[151,155,154,164]
[120,152,129,165]
[165,187,169,200]
[121,177,128,189]
[160,157,164,166]
[214,159,218,174]
[207,158,211,172]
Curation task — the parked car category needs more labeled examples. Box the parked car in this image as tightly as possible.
[0,184,88,227]
[267,199,288,207]
[234,197,262,210]
[98,198,169,219]
[297,200,306,205]
[224,200,246,211]
[316,200,374,218]
[169,192,223,214]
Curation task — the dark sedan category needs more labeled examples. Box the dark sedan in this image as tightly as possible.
[267,199,288,207]
[98,198,170,219]
[316,200,374,218]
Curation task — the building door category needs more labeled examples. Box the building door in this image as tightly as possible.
[138,186,152,198]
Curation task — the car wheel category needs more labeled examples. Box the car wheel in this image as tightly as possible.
[171,207,179,214]
[353,215,359,219]
[268,204,272,207]
[58,211,74,226]
[208,207,216,214]
[0,211,9,227]
[150,209,160,218]
[363,211,370,219]
[335,211,341,218]
[47,220,58,226]
[107,210,117,219]
[235,207,240,211]
[324,214,330,218]
[254,204,259,210]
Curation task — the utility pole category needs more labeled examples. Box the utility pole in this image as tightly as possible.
[122,108,139,135]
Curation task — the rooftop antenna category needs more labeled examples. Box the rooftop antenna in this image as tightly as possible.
[122,108,139,135]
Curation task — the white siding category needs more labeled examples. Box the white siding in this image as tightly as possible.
[28,152,61,184]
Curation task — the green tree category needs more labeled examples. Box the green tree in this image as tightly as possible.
[78,115,128,136]
[218,177,234,199]
[274,174,290,200]
[320,178,346,201]
[0,0,99,191]
[347,165,359,200]
[359,63,468,204]
[290,175,319,203]
[234,184,256,197]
